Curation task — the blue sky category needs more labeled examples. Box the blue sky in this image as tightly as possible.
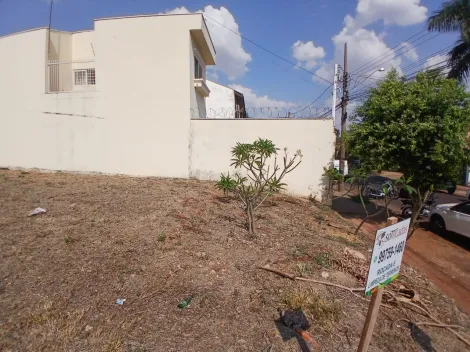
[0,0,459,115]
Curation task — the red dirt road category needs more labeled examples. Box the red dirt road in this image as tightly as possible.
[360,221,470,316]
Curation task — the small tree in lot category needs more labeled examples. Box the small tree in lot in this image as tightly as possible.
[216,138,302,234]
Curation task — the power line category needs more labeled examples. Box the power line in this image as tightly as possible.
[348,61,451,102]
[351,29,428,75]
[295,83,333,113]
[401,45,452,73]
[203,15,333,84]
[357,32,442,79]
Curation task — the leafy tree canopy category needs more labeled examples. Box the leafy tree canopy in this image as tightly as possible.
[347,70,470,191]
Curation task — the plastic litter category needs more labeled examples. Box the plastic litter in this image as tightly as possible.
[28,207,47,216]
[177,295,193,309]
[115,298,126,305]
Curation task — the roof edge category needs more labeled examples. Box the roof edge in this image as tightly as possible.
[0,27,48,40]
[207,80,244,96]
[95,12,203,22]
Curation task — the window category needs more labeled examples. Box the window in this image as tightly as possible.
[87,68,96,85]
[74,68,96,86]
[194,56,203,79]
[74,70,87,85]
[453,202,470,215]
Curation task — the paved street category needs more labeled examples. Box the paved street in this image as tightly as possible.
[333,183,470,315]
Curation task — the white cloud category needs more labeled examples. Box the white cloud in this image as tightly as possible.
[424,54,448,69]
[348,0,427,29]
[292,40,326,70]
[229,84,296,108]
[400,42,419,62]
[161,6,251,80]
[313,0,428,85]
[314,27,401,84]
[424,54,450,75]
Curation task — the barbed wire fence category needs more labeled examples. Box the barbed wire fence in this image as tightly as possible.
[191,106,332,119]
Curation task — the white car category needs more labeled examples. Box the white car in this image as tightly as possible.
[429,201,470,238]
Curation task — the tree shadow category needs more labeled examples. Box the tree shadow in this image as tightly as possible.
[332,196,394,226]
[421,223,470,252]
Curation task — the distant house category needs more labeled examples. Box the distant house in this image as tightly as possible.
[204,80,246,118]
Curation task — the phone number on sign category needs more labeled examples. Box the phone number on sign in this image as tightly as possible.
[377,240,405,264]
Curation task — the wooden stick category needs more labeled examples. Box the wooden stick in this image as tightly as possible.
[258,265,295,279]
[295,277,363,292]
[357,287,384,352]
[415,322,464,329]
[258,265,367,302]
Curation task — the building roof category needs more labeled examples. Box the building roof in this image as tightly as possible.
[207,80,244,97]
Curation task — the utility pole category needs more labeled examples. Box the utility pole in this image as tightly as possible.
[48,0,54,59]
[338,42,348,192]
[331,64,338,122]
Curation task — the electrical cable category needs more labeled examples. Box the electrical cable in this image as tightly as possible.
[203,15,333,84]
[351,29,428,75]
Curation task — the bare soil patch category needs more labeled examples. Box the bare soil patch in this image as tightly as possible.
[1,170,469,351]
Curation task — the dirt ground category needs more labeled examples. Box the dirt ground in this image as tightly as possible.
[1,170,470,352]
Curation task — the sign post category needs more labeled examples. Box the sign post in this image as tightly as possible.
[357,217,411,352]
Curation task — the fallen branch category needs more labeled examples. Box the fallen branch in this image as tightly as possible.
[328,222,346,230]
[390,293,470,347]
[258,265,295,280]
[258,265,366,301]
[416,322,464,329]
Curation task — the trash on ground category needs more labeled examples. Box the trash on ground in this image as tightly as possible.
[177,295,193,309]
[321,271,329,278]
[278,309,321,349]
[115,298,126,305]
[28,207,47,216]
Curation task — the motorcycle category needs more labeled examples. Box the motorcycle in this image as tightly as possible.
[400,193,437,218]
[364,181,397,199]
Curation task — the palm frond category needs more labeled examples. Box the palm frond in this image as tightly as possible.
[427,0,470,33]
[447,37,470,81]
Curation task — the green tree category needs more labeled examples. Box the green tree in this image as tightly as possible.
[216,138,302,234]
[428,0,470,81]
[347,70,470,238]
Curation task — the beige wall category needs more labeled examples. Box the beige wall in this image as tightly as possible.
[205,80,236,118]
[94,15,197,177]
[73,31,94,59]
[189,119,335,199]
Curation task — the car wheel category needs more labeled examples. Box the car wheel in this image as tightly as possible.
[430,215,446,234]
[447,185,456,194]
[401,207,412,218]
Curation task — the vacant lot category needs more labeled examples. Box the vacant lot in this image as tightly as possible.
[1,170,469,351]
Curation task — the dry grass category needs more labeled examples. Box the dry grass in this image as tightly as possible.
[283,289,342,329]
[0,170,469,351]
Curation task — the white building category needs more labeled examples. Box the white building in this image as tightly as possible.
[204,80,246,119]
[0,13,335,199]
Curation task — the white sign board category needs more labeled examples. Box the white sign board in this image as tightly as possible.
[365,218,411,295]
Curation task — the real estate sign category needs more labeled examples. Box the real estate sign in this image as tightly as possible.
[365,218,411,296]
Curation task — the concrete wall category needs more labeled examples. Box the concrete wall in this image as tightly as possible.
[189,119,335,199]
[205,80,236,119]
[94,15,197,177]
[73,31,94,59]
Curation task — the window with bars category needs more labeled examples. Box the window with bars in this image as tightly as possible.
[74,68,96,86]
[194,56,203,79]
